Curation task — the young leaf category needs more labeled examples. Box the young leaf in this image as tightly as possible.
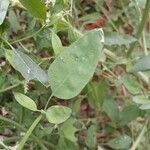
[87,81,107,110]
[122,74,141,95]
[102,98,119,123]
[51,31,64,56]
[8,9,21,33]
[14,92,37,111]
[46,105,72,124]
[107,135,131,150]
[19,0,46,20]
[119,105,140,126]
[12,49,49,86]
[48,29,104,99]
[60,118,77,142]
[85,124,97,148]
[0,0,10,25]
[104,32,137,46]
[130,55,150,72]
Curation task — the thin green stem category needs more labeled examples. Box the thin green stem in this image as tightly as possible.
[130,119,148,150]
[101,7,119,32]
[44,94,53,110]
[127,0,150,57]
[10,26,45,44]
[0,115,47,150]
[0,83,22,94]
[17,115,42,150]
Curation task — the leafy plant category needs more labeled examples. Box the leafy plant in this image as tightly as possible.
[0,0,150,149]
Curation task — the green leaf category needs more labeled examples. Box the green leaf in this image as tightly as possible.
[119,105,140,126]
[122,74,141,95]
[68,27,82,43]
[58,136,78,150]
[12,49,49,86]
[140,103,150,110]
[5,50,16,68]
[0,0,10,25]
[87,81,107,110]
[48,29,104,99]
[105,32,137,46]
[132,96,150,110]
[132,95,149,104]
[51,31,64,56]
[107,135,131,150]
[19,0,46,19]
[85,124,97,148]
[60,118,77,142]
[102,98,119,123]
[8,9,21,33]
[130,55,150,72]
[46,105,72,124]
[14,92,37,111]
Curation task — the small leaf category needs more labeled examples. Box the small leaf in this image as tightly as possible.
[8,9,21,33]
[102,98,119,123]
[58,136,78,150]
[46,105,72,124]
[132,95,149,104]
[60,118,77,142]
[122,74,141,95]
[14,92,37,111]
[48,29,104,99]
[107,135,131,150]
[87,81,107,110]
[140,103,150,110]
[130,55,150,72]
[119,105,140,126]
[105,32,137,46]
[51,31,64,56]
[19,0,46,19]
[0,0,10,25]
[85,124,97,148]
[12,49,49,86]
[5,50,16,68]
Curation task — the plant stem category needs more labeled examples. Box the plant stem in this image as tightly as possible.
[0,115,47,150]
[127,0,150,57]
[10,26,45,44]
[0,83,22,94]
[44,94,53,110]
[17,115,42,150]
[130,119,148,150]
